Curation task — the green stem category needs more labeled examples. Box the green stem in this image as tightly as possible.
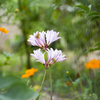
[79,78,83,93]
[49,67,52,100]
[39,69,47,93]
[70,87,75,100]
[55,64,65,84]
[68,75,81,100]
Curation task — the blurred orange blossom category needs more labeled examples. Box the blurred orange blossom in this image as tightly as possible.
[0,27,9,33]
[22,68,38,78]
[85,59,100,69]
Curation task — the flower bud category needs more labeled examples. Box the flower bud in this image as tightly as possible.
[66,71,69,74]
[76,72,80,78]
[15,8,19,13]
[44,52,48,62]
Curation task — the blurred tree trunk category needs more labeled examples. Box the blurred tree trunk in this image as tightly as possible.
[18,0,31,69]
[22,28,31,69]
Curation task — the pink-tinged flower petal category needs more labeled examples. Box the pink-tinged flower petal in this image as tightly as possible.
[47,48,54,62]
[47,48,67,65]
[28,31,45,48]
[30,49,45,64]
[46,30,61,45]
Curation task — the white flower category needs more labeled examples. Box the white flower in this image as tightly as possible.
[47,48,67,65]
[46,30,61,46]
[28,31,45,48]
[30,48,67,69]
[27,30,61,50]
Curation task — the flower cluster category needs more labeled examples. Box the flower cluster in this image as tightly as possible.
[0,27,8,33]
[85,59,100,69]
[22,68,38,78]
[29,30,67,69]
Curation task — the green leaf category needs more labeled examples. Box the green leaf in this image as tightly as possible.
[45,4,55,20]
[0,73,21,90]
[76,5,90,12]
[3,52,13,60]
[89,16,100,21]
[0,72,38,100]
[93,93,98,100]
[85,12,100,18]
[76,10,85,14]
[96,42,100,46]
[86,42,100,53]
[73,78,80,87]
[86,47,100,53]
[35,94,41,100]
[0,83,38,100]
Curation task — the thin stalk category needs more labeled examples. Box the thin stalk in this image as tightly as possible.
[39,69,47,93]
[70,87,75,100]
[55,64,65,84]
[68,74,81,100]
[79,78,84,93]
[49,67,52,100]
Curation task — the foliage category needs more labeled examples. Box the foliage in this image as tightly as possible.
[0,72,38,100]
[0,0,100,100]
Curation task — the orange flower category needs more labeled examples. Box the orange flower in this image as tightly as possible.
[0,27,9,34]
[85,59,100,69]
[22,68,38,78]
[22,74,30,78]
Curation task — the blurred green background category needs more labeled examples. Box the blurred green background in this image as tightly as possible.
[0,0,100,100]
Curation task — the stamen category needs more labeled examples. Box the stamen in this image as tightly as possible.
[35,32,40,38]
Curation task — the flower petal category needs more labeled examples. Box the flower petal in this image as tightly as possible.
[28,31,45,48]
[47,48,67,65]
[46,30,61,45]
[30,49,45,64]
